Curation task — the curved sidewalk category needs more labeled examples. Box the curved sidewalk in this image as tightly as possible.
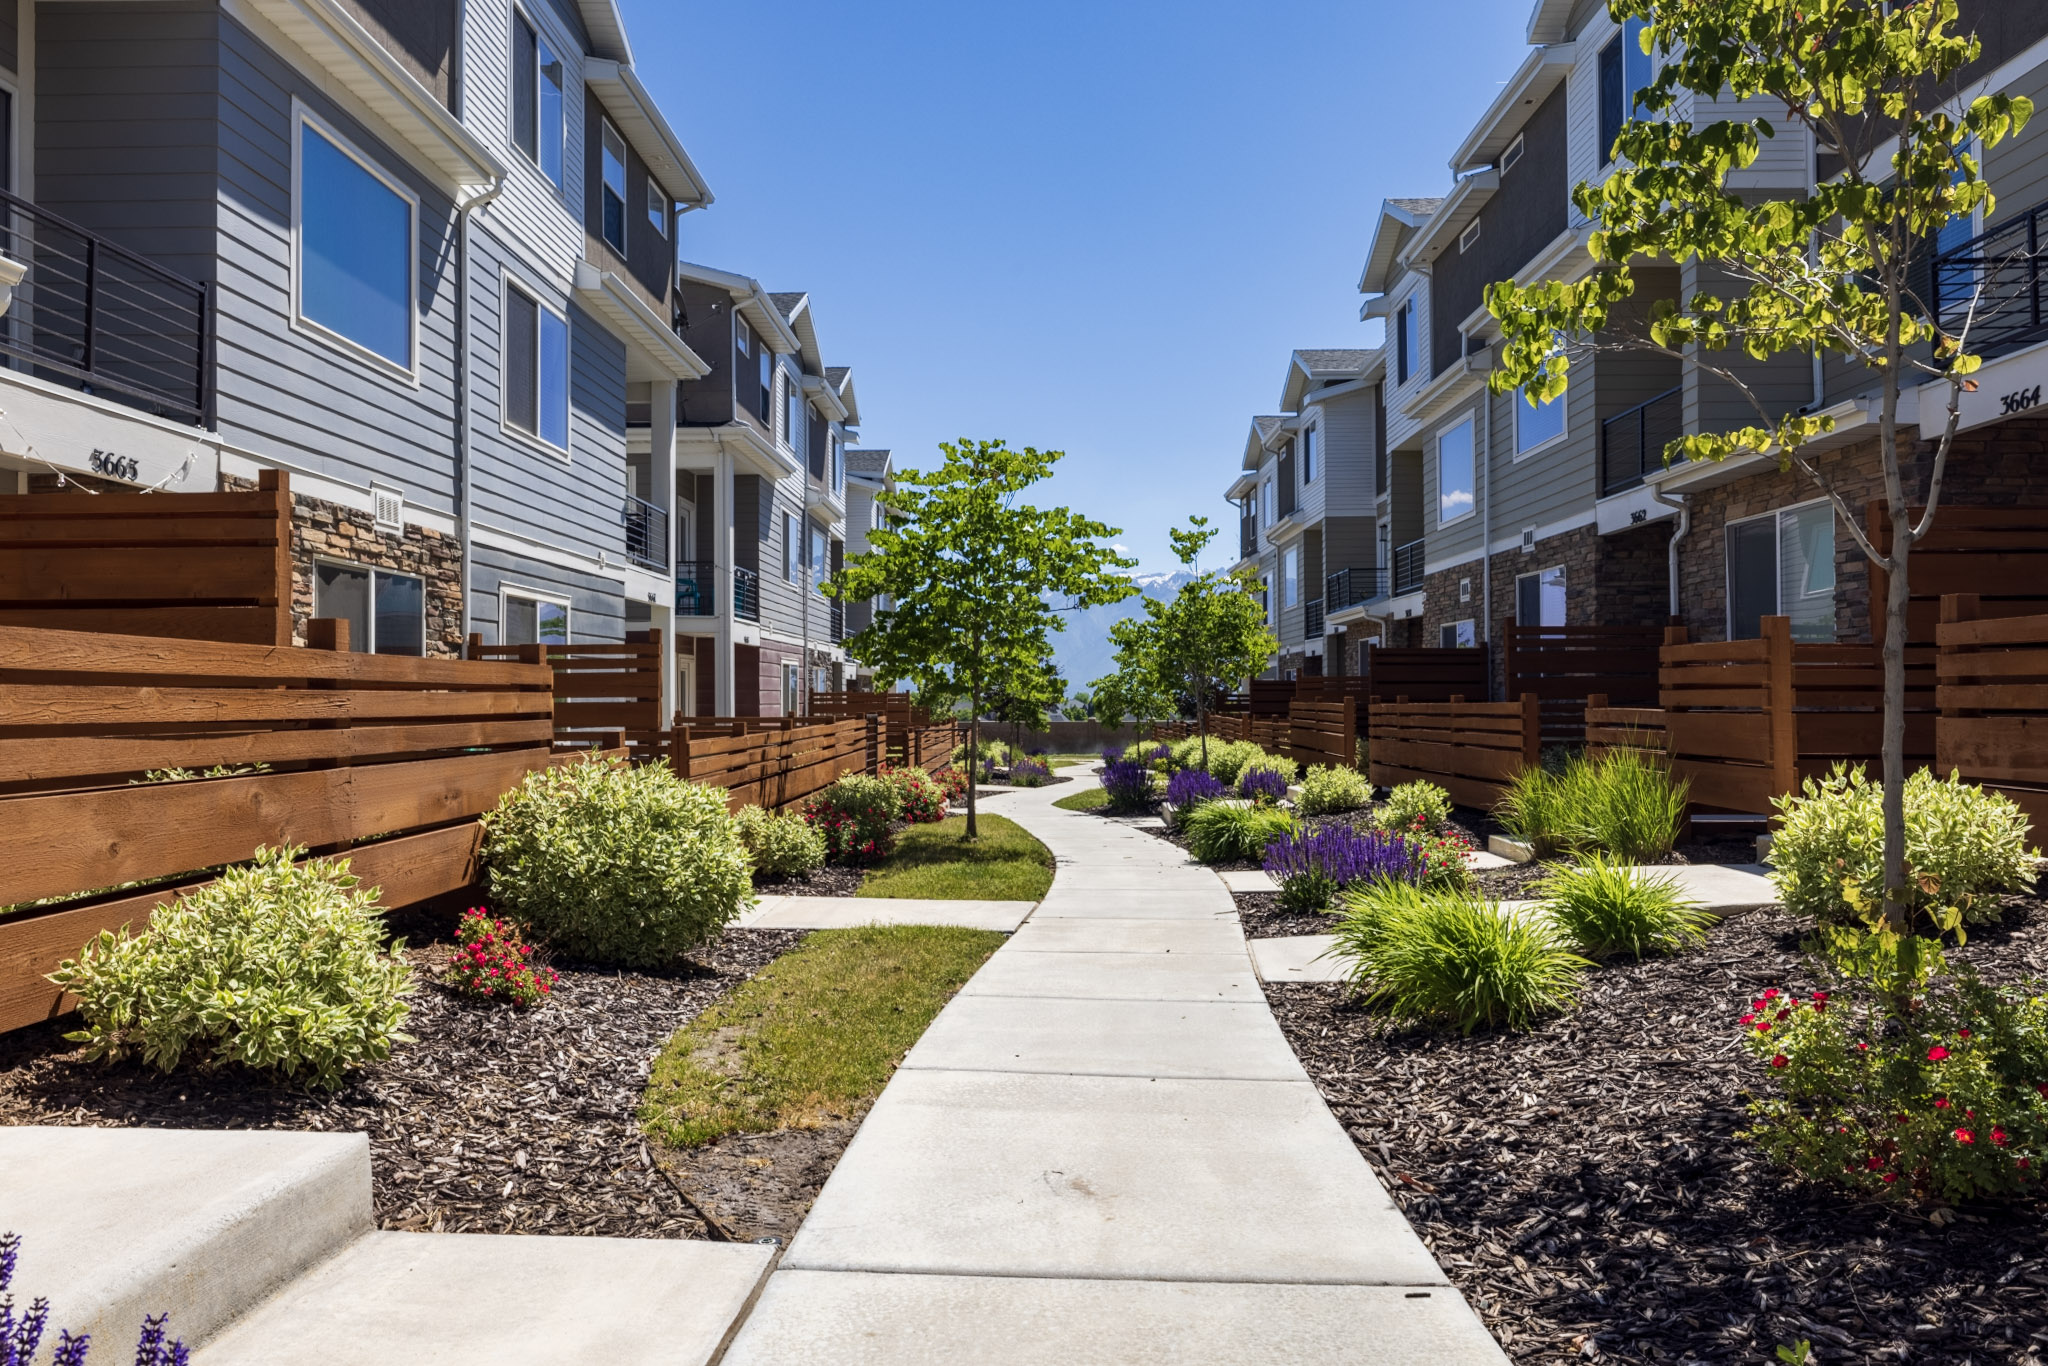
[720,778,1506,1364]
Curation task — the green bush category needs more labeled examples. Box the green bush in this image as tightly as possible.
[1377,781,1453,836]
[736,805,828,878]
[1332,880,1588,1033]
[1298,765,1372,817]
[483,757,754,967]
[1496,749,1689,862]
[1182,800,1297,864]
[1534,854,1715,960]
[805,771,904,864]
[1768,766,2036,928]
[49,845,413,1089]
[1240,752,1299,787]
[1204,741,1269,787]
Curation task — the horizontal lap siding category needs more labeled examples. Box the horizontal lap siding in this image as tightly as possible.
[463,0,589,275]
[1383,276,1434,453]
[469,543,623,645]
[1320,390,1376,511]
[1986,58,2048,231]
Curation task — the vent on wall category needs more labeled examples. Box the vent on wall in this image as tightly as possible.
[372,487,404,534]
[1459,219,1482,253]
[1521,526,1536,553]
[1459,577,1472,603]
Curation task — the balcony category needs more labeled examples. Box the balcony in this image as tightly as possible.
[0,188,213,426]
[1239,515,1258,561]
[1325,566,1388,612]
[829,596,845,644]
[1599,385,1684,497]
[623,494,667,572]
[733,566,761,622]
[675,561,717,616]
[1304,597,1324,640]
[1934,201,2048,360]
[1393,539,1426,596]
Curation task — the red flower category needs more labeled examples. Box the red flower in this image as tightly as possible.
[1770,1054,1789,1069]
[2021,1158,2033,1170]
[1857,1042,1870,1051]
[1755,1021,1771,1033]
[1763,988,1781,1000]
[1812,991,1829,1003]
[1739,1013,1757,1026]
[1883,1173,1899,1184]
[1954,1128,1976,1145]
[1865,1154,1885,1170]
[1813,1002,1828,1014]
[1935,1097,1952,1110]
[1775,1009,1791,1022]
[1992,1128,2010,1146]
[1927,1045,1951,1062]
[1958,1028,1972,1039]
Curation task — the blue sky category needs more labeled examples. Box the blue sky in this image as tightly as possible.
[625,0,1538,576]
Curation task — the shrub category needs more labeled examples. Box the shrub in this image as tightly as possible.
[1768,766,2036,929]
[880,766,948,824]
[1099,758,1155,813]
[1009,756,1053,787]
[1497,749,1687,861]
[1238,766,1290,805]
[1298,765,1372,817]
[1264,825,1420,914]
[804,772,904,865]
[1242,753,1299,787]
[483,757,754,966]
[1535,855,1714,960]
[1738,969,2048,1202]
[1410,826,1478,890]
[1494,764,1571,857]
[736,805,828,877]
[1183,800,1296,864]
[1378,781,1453,836]
[1204,741,1269,786]
[936,767,969,804]
[1332,881,1588,1033]
[442,908,557,1007]
[1165,767,1226,818]
[50,845,413,1089]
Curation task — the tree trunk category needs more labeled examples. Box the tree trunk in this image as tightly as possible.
[965,706,980,841]
[1197,683,1210,770]
[1881,515,1912,935]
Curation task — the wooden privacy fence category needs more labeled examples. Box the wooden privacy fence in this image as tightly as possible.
[809,689,958,769]
[1363,644,1491,703]
[469,632,666,761]
[1938,594,2048,830]
[0,469,293,645]
[1869,504,2048,649]
[1369,694,1541,809]
[0,621,559,1033]
[1503,623,1663,745]
[670,717,873,812]
[1150,699,1358,772]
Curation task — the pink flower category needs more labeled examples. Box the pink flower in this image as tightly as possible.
[1954,1128,1976,1145]
[1770,1054,1789,1069]
[1927,1046,1951,1062]
[1958,1028,1972,1039]
[1992,1128,2010,1147]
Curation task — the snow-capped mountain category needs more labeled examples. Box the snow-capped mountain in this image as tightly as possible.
[1050,569,1195,692]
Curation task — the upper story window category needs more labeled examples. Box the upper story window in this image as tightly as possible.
[648,181,669,237]
[513,12,566,188]
[759,347,774,423]
[831,435,844,491]
[782,511,798,582]
[736,316,752,357]
[1282,546,1299,608]
[1514,384,1566,456]
[1262,476,1275,528]
[1501,133,1525,174]
[1395,300,1417,385]
[1301,424,1318,483]
[809,523,828,592]
[785,376,805,453]
[504,279,570,451]
[600,120,628,253]
[1599,16,1652,168]
[296,113,416,374]
[1437,416,1476,525]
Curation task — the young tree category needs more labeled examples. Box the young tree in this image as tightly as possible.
[830,439,1134,837]
[984,657,1065,753]
[1094,517,1276,770]
[1487,0,2031,937]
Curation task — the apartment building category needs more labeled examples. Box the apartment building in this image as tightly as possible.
[841,447,892,663]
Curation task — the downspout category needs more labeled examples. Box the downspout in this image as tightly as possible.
[1477,356,1494,695]
[1651,484,1689,621]
[455,175,506,646]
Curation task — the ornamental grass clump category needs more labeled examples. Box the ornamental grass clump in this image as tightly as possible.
[1182,800,1296,864]
[1298,765,1371,817]
[1333,881,1588,1033]
[1377,781,1453,836]
[49,845,413,1090]
[1264,825,1419,914]
[1237,765,1289,806]
[483,757,754,967]
[735,805,828,877]
[1099,758,1155,813]
[804,772,903,865]
[1535,855,1714,961]
[441,908,556,1007]
[1497,749,1688,861]
[1768,765,2036,931]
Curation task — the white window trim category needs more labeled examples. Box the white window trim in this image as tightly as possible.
[1436,413,1478,527]
[1458,219,1482,253]
[1440,618,1476,649]
[1301,421,1319,484]
[499,268,572,459]
[599,117,628,254]
[500,584,573,646]
[313,557,426,654]
[1724,496,1835,638]
[736,316,752,356]
[1512,383,1569,460]
[0,74,18,196]
[290,101,421,384]
[510,4,569,193]
[1395,295,1418,387]
[648,179,669,237]
[1515,565,1567,626]
[1501,132,1524,173]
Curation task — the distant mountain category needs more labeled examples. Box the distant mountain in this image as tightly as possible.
[1049,570,1195,694]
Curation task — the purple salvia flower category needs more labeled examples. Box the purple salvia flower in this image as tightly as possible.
[1099,747,1121,765]
[133,1315,166,1366]
[1165,768,1225,807]
[51,1329,90,1366]
[1238,767,1288,803]
[1100,759,1154,810]
[164,1344,188,1366]
[0,1233,18,1293]
[1263,825,1419,889]
[14,1297,51,1365]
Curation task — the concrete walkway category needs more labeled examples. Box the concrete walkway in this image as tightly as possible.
[720,778,1506,1364]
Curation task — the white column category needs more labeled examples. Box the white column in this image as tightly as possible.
[714,446,736,716]
[652,380,679,721]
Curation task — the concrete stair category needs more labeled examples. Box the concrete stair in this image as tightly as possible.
[0,1126,775,1366]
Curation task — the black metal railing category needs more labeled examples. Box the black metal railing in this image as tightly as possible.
[1393,539,1426,595]
[1239,514,1259,561]
[1934,201,2048,359]
[623,494,667,571]
[1325,566,1389,611]
[0,188,213,426]
[676,561,717,616]
[1599,385,1684,496]
[1304,597,1324,639]
[733,566,761,622]
[829,596,845,644]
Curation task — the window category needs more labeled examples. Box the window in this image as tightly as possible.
[1395,300,1416,385]
[781,662,801,717]
[513,12,565,187]
[736,316,752,357]
[1261,575,1273,624]
[1515,384,1566,455]
[1440,619,1476,648]
[296,116,416,371]
[648,180,668,237]
[1501,133,1524,174]
[786,382,806,455]
[1262,477,1274,528]
[1727,501,1836,642]
[809,523,827,593]
[1283,547,1300,608]
[1459,219,1482,253]
[783,511,797,582]
[503,589,570,646]
[600,120,628,253]
[504,281,569,450]
[759,347,774,422]
[1599,16,1652,168]
[1516,566,1567,626]
[1437,417,1475,524]
[314,562,424,655]
[831,435,843,490]
[1301,425,1318,483]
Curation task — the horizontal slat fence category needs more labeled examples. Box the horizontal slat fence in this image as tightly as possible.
[1150,701,1356,772]
[1503,623,1663,745]
[1369,693,1541,809]
[0,621,561,1033]
[1938,594,2048,830]
[470,632,666,762]
[1869,503,2048,649]
[0,469,294,645]
[671,717,874,812]
[1364,644,1491,703]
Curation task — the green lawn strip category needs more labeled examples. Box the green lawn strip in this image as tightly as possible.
[856,814,1054,901]
[641,925,1005,1148]
[1052,786,1110,812]
[1043,753,1101,769]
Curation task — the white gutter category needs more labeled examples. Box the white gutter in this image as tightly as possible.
[573,261,712,381]
[586,60,714,207]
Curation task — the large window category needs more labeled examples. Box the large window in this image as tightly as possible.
[1283,546,1300,608]
[1515,384,1566,455]
[1599,16,1653,168]
[513,12,565,187]
[1440,619,1476,648]
[1516,566,1567,626]
[787,382,806,456]
[600,120,628,253]
[783,511,798,582]
[1395,300,1417,385]
[1727,501,1836,642]
[504,281,569,450]
[1437,417,1476,525]
[314,562,424,655]
[809,522,828,593]
[503,589,570,646]
[1262,476,1274,528]
[296,116,415,371]
[1301,424,1318,483]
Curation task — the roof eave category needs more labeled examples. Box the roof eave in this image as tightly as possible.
[1450,44,1575,175]
[585,60,713,206]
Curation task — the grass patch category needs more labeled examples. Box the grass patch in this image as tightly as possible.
[857,814,1054,900]
[1043,753,1101,769]
[641,925,1004,1147]
[1053,786,1110,812]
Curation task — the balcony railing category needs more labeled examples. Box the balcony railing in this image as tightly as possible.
[1934,201,2048,360]
[1304,597,1324,639]
[623,494,667,571]
[733,566,761,622]
[1393,539,1426,596]
[829,596,845,644]
[1325,566,1388,612]
[676,561,717,616]
[1239,516,1258,561]
[0,188,213,426]
[1599,385,1684,497]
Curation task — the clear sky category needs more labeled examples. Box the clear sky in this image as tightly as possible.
[623,0,1538,575]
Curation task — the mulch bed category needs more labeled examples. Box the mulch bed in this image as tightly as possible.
[1266,895,2048,1364]
[1234,890,1336,939]
[755,863,864,898]
[0,927,846,1245]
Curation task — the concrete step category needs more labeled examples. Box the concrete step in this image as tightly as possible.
[0,1126,372,1351]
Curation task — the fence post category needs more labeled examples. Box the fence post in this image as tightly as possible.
[1764,615,1798,803]
[259,469,294,646]
[1519,692,1541,771]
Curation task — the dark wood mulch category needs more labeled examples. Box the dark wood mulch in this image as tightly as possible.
[0,927,841,1244]
[1234,890,1338,939]
[754,863,864,898]
[1266,899,2048,1364]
